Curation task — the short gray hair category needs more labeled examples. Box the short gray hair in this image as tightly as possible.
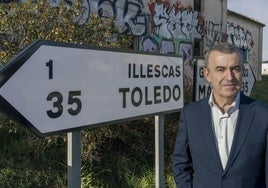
[204,43,243,69]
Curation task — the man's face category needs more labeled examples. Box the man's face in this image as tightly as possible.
[203,50,243,101]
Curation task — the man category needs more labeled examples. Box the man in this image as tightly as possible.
[173,43,268,188]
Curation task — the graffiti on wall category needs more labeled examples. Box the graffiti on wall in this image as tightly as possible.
[141,1,206,55]
[142,36,159,52]
[204,21,227,51]
[36,0,148,36]
[96,0,147,36]
[226,22,258,78]
[18,0,207,40]
[149,1,205,40]
[204,21,255,57]
[11,0,256,52]
[226,22,254,50]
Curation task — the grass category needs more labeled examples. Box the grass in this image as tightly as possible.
[250,75,268,103]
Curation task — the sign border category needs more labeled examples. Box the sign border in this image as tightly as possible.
[0,40,184,137]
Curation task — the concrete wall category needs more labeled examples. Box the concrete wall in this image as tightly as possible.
[202,0,227,52]
[227,10,265,80]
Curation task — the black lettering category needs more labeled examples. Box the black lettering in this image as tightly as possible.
[207,86,212,96]
[119,88,130,108]
[145,86,153,105]
[47,91,63,118]
[154,86,161,104]
[128,63,131,78]
[169,66,174,77]
[175,66,181,77]
[46,60,53,79]
[162,65,168,77]
[47,91,82,118]
[140,64,146,78]
[173,85,181,101]
[198,85,206,99]
[131,87,142,107]
[67,91,82,116]
[163,85,171,103]
[244,68,248,77]
[155,65,161,78]
[147,64,153,78]
[133,64,139,78]
[199,67,204,78]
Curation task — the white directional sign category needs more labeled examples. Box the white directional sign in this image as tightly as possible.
[195,58,256,101]
[241,63,256,96]
[0,40,184,137]
[194,59,211,101]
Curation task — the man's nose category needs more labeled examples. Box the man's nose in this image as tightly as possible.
[225,69,234,80]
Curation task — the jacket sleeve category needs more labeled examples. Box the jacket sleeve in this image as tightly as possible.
[173,109,193,188]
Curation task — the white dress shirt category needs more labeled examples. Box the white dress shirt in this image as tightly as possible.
[208,92,240,169]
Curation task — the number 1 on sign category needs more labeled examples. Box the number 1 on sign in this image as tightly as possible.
[46,60,53,79]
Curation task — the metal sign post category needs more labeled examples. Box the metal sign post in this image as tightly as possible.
[155,115,164,188]
[67,131,81,188]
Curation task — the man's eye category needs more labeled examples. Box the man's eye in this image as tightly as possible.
[216,68,225,72]
[232,67,241,72]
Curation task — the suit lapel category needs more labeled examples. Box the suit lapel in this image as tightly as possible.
[223,93,255,175]
[199,98,223,169]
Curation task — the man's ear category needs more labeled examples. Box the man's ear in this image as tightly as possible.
[203,67,211,83]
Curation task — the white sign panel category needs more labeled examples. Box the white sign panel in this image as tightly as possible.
[242,63,256,96]
[0,40,184,136]
[195,59,255,101]
[195,59,211,101]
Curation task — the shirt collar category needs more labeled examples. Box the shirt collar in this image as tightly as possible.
[208,91,240,114]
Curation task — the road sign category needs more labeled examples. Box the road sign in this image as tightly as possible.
[194,59,211,101]
[194,59,256,101]
[0,40,184,137]
[242,63,256,96]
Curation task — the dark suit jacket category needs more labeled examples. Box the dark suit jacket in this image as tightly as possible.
[173,93,268,188]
